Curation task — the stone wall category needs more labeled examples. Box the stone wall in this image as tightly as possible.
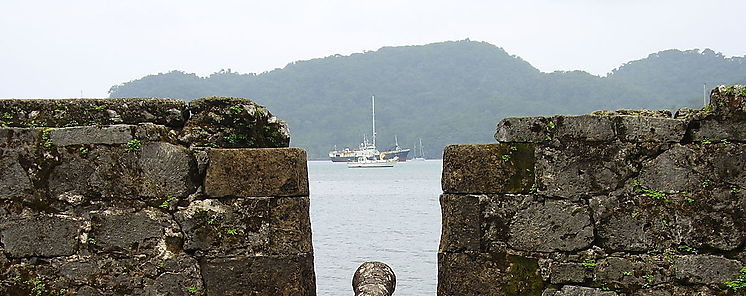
[0,97,316,295]
[439,85,746,295]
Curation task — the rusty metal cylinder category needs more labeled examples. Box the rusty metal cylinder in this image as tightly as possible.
[352,261,396,296]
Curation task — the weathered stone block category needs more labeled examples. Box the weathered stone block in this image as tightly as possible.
[637,145,700,193]
[674,255,742,284]
[269,196,313,255]
[549,263,588,284]
[199,253,316,296]
[614,116,686,143]
[542,285,618,296]
[1,215,80,257]
[438,252,543,296]
[593,198,676,252]
[49,125,133,146]
[508,199,594,252]
[204,148,309,197]
[690,119,746,141]
[439,194,480,252]
[90,210,171,255]
[50,146,142,200]
[139,142,197,198]
[442,144,535,194]
[554,115,616,142]
[495,117,550,143]
[0,153,32,199]
[176,196,312,257]
[536,141,645,198]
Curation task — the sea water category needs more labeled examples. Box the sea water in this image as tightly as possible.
[309,160,443,295]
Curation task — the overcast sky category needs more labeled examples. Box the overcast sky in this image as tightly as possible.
[2,0,745,98]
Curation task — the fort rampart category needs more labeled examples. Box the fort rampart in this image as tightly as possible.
[439,85,746,295]
[0,97,315,295]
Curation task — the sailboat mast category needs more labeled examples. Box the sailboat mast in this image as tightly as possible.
[372,95,376,148]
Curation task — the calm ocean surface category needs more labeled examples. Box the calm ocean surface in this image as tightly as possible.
[309,160,443,295]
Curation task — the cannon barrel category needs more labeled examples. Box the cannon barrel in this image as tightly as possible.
[352,262,396,296]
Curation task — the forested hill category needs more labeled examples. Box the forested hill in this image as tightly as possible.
[108,40,746,159]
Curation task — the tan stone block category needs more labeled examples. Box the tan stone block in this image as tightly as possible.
[205,148,309,197]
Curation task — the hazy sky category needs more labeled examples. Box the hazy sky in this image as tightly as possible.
[2,0,745,98]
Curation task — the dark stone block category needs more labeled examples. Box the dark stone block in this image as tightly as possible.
[674,255,742,284]
[1,215,80,257]
[495,117,551,143]
[176,196,312,257]
[508,199,594,252]
[438,252,543,296]
[536,141,651,198]
[439,194,481,252]
[49,125,133,146]
[614,116,686,143]
[138,142,197,198]
[204,148,309,198]
[442,144,535,194]
[90,210,169,255]
[199,253,316,296]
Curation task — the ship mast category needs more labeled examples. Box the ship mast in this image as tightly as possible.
[371,95,376,148]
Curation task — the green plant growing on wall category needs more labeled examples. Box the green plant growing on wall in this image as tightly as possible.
[702,179,713,188]
[677,245,699,254]
[188,285,199,294]
[501,154,511,162]
[254,108,266,118]
[581,259,597,269]
[40,128,54,149]
[87,237,97,245]
[732,188,742,194]
[79,146,89,157]
[126,139,142,152]
[224,133,246,145]
[159,195,177,209]
[642,274,655,288]
[724,268,746,292]
[229,105,243,113]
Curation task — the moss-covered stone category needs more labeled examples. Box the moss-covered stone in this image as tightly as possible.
[442,144,535,194]
[180,97,290,148]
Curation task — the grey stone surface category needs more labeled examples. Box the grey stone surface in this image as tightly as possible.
[0,153,32,199]
[614,116,686,143]
[49,125,133,146]
[495,116,550,143]
[554,115,616,142]
[543,285,618,296]
[442,144,535,194]
[508,199,594,252]
[439,194,480,252]
[549,263,588,284]
[90,210,169,254]
[139,142,197,198]
[638,144,701,193]
[199,253,316,296]
[535,141,649,198]
[204,148,309,197]
[0,215,80,257]
[674,255,742,284]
